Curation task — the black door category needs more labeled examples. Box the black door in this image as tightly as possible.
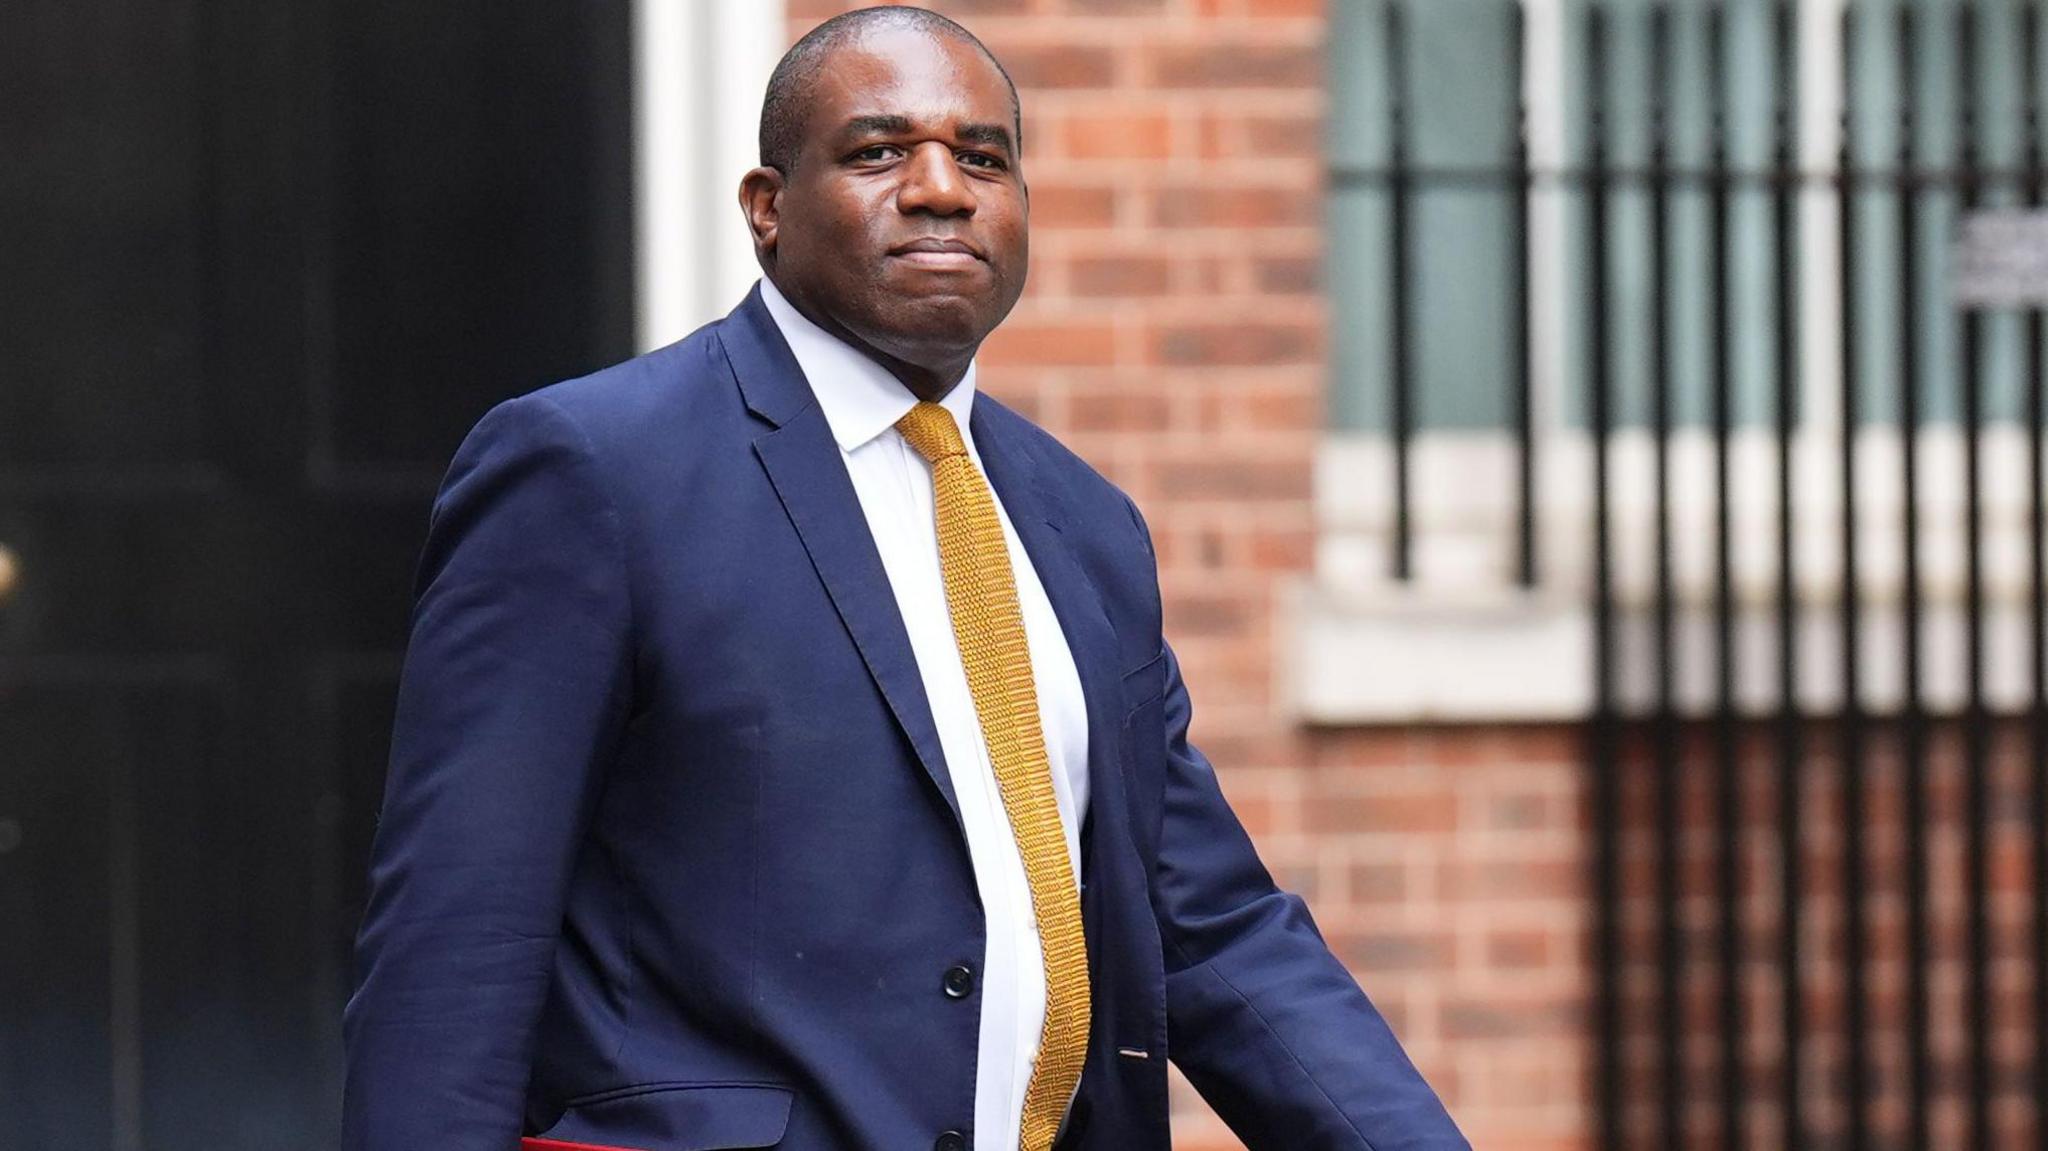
[0,2,632,1145]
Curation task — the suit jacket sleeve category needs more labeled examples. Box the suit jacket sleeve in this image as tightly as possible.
[1129,510,1469,1150]
[342,393,634,1151]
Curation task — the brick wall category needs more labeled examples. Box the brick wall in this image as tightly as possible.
[781,3,1592,1148]
[1606,715,2043,1150]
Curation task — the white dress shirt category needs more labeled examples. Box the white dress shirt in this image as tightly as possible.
[759,278,1091,1150]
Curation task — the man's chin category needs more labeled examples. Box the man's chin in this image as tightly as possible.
[865,293,1002,357]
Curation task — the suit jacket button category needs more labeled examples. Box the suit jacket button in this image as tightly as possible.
[942,964,976,999]
[935,1131,968,1151]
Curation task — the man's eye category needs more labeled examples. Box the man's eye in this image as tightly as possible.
[852,145,900,162]
[957,151,1007,170]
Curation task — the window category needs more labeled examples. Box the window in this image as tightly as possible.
[1304,0,2048,722]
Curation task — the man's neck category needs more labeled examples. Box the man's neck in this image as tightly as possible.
[768,279,973,403]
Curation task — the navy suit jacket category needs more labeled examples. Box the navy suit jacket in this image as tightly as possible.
[341,286,1467,1151]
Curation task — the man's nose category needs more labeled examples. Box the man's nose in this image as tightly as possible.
[895,142,977,217]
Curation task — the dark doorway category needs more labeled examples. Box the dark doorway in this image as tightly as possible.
[0,2,633,1146]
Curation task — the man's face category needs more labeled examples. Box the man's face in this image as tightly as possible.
[748,28,1028,369]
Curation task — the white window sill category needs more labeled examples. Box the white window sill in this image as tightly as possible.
[1291,430,2048,725]
[1286,581,1591,723]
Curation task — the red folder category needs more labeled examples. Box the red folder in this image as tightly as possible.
[522,1139,643,1151]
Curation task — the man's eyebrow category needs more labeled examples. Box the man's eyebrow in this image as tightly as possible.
[834,115,1014,155]
[838,114,913,139]
[954,122,1014,153]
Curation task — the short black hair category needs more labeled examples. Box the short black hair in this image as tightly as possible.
[757,5,1021,175]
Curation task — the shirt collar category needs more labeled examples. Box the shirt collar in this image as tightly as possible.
[758,276,978,453]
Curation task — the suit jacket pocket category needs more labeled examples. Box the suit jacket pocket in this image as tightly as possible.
[534,1081,795,1150]
[1119,648,1165,712]
[1118,651,1168,865]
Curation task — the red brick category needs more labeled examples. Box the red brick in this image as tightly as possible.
[1162,590,1259,637]
[1149,43,1320,88]
[1263,853,1320,902]
[979,319,1117,366]
[1068,253,1172,296]
[1189,724,1298,768]
[985,383,1044,422]
[1153,454,1312,501]
[784,0,848,21]
[1442,995,1581,1042]
[1065,110,1175,159]
[1000,43,1119,89]
[1233,112,1324,158]
[1251,254,1321,294]
[1152,184,1318,228]
[1202,382,1322,431]
[1188,255,1230,294]
[1027,181,1119,227]
[1485,725,1585,768]
[922,0,1034,13]
[1483,785,1570,832]
[1154,321,1320,366]
[1063,0,1172,13]
[1305,789,1459,836]
[1441,856,1581,903]
[1243,0,1327,17]
[1068,388,1170,432]
[1245,524,1314,571]
[1349,860,1408,904]
[1215,770,1290,837]
[1333,927,1455,974]
[1486,928,1561,971]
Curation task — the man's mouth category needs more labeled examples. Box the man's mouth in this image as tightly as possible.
[888,236,985,267]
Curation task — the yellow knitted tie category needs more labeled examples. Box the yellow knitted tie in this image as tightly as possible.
[895,401,1089,1151]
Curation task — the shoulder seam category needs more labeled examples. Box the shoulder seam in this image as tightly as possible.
[521,391,638,646]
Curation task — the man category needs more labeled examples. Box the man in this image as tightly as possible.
[342,8,1466,1151]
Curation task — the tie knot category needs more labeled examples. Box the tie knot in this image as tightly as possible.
[894,401,968,463]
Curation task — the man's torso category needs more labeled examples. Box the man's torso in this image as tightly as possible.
[504,291,1176,1150]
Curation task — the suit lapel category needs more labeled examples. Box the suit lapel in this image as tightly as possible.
[720,288,963,832]
[718,281,1133,916]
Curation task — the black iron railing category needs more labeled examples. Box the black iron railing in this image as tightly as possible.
[1332,1,2048,1147]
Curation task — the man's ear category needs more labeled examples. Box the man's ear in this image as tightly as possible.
[739,167,785,261]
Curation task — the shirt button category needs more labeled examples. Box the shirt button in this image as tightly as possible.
[935,1131,968,1151]
[942,964,976,999]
